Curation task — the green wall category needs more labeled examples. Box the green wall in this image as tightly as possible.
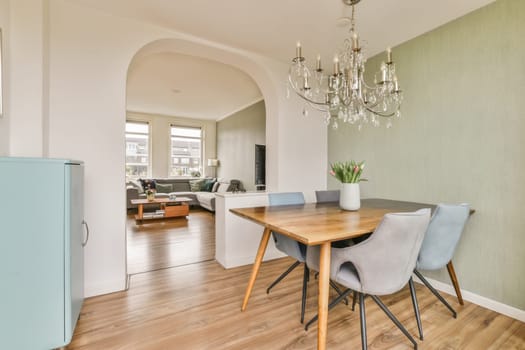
[217,100,266,190]
[328,0,524,310]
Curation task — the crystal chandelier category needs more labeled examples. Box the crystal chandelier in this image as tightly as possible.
[288,0,403,130]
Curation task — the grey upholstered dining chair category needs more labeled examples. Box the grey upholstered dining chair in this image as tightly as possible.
[409,203,470,339]
[315,189,340,203]
[267,192,309,323]
[306,209,431,350]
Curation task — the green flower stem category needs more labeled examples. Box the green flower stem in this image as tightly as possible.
[330,160,366,184]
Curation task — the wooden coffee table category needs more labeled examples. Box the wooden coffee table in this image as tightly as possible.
[131,197,192,224]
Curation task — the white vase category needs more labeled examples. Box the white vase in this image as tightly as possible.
[340,183,360,211]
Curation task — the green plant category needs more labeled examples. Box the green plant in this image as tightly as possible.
[330,160,366,183]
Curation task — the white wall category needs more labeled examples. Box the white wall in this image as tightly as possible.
[0,0,328,297]
[215,191,317,268]
[0,0,9,155]
[217,100,265,190]
[8,0,46,156]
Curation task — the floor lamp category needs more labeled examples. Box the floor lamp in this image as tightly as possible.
[207,159,219,178]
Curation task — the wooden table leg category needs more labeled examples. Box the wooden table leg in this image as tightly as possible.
[241,227,271,311]
[137,204,143,219]
[446,261,464,305]
[317,242,331,350]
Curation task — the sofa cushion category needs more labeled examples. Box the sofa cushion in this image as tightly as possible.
[211,182,220,192]
[202,179,216,192]
[127,179,144,194]
[156,183,173,193]
[189,179,206,191]
[196,192,215,209]
[155,179,191,192]
[217,183,230,193]
[171,182,191,192]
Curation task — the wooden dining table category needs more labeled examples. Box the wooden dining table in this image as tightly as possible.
[230,198,438,350]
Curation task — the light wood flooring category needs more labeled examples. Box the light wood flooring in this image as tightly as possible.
[69,256,525,349]
[126,207,215,274]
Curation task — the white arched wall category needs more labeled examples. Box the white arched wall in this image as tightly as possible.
[127,38,280,191]
[40,1,326,296]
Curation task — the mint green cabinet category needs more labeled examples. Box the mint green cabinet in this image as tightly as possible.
[0,157,86,349]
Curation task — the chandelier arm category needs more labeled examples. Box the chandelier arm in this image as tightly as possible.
[307,102,330,112]
[363,105,398,118]
[360,78,378,91]
[287,74,330,107]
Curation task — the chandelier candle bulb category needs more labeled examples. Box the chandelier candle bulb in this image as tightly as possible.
[334,56,340,75]
[381,64,388,83]
[387,47,392,63]
[296,41,302,58]
[303,75,310,89]
[316,55,322,71]
[352,32,359,50]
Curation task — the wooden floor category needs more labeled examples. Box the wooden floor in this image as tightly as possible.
[69,257,525,349]
[126,207,215,274]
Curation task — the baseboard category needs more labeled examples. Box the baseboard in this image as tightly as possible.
[84,278,127,298]
[413,275,525,322]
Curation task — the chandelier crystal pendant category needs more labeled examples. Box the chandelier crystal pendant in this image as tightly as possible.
[288,0,403,130]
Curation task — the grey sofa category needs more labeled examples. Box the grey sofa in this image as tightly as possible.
[126,178,238,212]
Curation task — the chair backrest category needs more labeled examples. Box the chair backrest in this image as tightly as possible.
[315,190,340,203]
[268,192,306,261]
[416,203,470,271]
[332,209,431,295]
[268,192,305,206]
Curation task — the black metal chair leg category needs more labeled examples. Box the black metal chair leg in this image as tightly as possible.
[300,265,309,323]
[359,293,367,350]
[352,290,357,311]
[409,277,424,340]
[414,270,457,318]
[266,260,301,294]
[304,288,353,330]
[330,280,349,305]
[370,295,418,350]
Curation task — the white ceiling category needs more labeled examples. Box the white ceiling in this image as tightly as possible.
[68,0,496,120]
[127,52,263,120]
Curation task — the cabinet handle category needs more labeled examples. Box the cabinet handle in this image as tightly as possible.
[82,220,90,247]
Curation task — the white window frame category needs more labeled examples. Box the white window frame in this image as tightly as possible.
[125,120,151,180]
[169,125,203,177]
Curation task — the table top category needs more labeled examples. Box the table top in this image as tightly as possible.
[230,198,437,245]
[131,197,193,205]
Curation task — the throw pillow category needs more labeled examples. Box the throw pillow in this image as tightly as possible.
[156,183,173,193]
[211,182,220,193]
[217,183,230,193]
[126,179,144,194]
[189,179,206,192]
[203,179,216,192]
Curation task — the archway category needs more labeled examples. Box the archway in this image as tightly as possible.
[124,38,276,275]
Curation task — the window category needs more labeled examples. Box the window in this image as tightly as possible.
[125,121,150,180]
[170,126,202,177]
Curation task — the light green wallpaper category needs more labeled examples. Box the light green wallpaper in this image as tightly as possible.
[217,100,266,190]
[328,0,525,310]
